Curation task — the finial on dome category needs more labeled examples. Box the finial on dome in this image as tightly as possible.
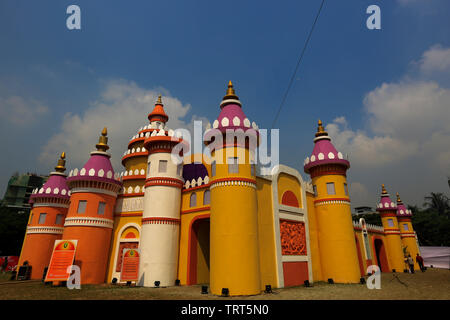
[381,184,388,195]
[156,94,162,105]
[396,192,403,204]
[222,80,239,101]
[54,152,66,173]
[96,127,110,152]
[315,119,329,138]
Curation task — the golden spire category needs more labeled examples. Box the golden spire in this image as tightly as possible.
[381,184,388,195]
[54,152,66,173]
[396,192,403,204]
[315,119,329,137]
[96,127,109,152]
[222,80,239,101]
[156,94,162,105]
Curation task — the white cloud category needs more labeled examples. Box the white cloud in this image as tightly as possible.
[39,79,205,172]
[328,79,450,171]
[325,44,450,207]
[0,95,49,126]
[418,45,450,74]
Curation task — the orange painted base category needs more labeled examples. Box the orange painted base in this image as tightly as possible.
[282,261,309,287]
[62,226,112,284]
[19,233,61,279]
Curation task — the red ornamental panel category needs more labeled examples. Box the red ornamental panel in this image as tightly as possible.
[280,220,307,255]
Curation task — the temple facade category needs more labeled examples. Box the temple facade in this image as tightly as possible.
[18,82,420,295]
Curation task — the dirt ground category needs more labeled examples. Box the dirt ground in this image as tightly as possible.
[0,268,448,300]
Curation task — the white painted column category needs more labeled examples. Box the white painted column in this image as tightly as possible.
[138,151,183,287]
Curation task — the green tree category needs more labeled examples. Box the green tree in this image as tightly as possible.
[423,192,450,218]
[0,206,28,256]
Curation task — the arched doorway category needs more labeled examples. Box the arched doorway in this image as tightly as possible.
[373,238,389,272]
[355,236,365,276]
[187,216,210,285]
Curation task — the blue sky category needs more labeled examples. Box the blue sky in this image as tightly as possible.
[1,0,449,208]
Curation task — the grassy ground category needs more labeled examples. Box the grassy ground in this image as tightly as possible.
[0,268,448,300]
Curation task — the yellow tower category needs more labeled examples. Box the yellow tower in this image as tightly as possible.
[303,120,360,283]
[205,81,261,295]
[376,185,405,272]
[396,192,420,270]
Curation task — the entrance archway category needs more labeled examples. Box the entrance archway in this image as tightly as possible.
[373,238,389,272]
[187,216,210,285]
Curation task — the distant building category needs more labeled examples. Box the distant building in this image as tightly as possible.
[353,206,376,215]
[1,172,47,214]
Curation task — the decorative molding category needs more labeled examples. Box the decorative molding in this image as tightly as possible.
[141,217,180,225]
[26,226,64,235]
[115,197,144,213]
[64,216,114,229]
[181,206,211,215]
[145,177,184,189]
[210,177,257,190]
[314,198,351,206]
[32,203,70,209]
[70,187,118,197]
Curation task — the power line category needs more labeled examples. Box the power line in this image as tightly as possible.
[271,0,326,128]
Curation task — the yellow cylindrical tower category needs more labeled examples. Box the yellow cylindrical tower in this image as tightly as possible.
[303,120,360,283]
[376,185,405,272]
[205,81,261,295]
[396,192,420,270]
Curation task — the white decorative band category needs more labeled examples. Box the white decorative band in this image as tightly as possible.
[32,203,70,209]
[64,216,114,229]
[281,255,309,262]
[314,200,351,206]
[220,99,242,108]
[210,179,256,190]
[70,187,118,197]
[26,226,64,235]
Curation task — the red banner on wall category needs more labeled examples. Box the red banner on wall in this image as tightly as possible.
[45,240,78,282]
[120,249,140,282]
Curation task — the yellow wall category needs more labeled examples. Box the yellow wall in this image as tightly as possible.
[255,177,278,289]
[305,191,323,282]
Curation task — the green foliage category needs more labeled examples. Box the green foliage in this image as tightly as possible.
[423,192,450,218]
[411,206,450,246]
[0,205,28,256]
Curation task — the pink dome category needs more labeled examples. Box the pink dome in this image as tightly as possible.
[396,193,412,217]
[376,185,397,212]
[205,81,259,145]
[67,129,121,186]
[304,120,349,173]
[68,152,121,186]
[30,173,70,202]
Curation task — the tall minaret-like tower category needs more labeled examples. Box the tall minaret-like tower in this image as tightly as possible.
[396,192,420,270]
[376,185,405,272]
[304,120,360,283]
[138,96,187,287]
[18,153,70,279]
[205,82,261,295]
[63,128,122,284]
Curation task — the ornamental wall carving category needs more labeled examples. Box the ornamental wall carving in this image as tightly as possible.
[115,197,144,213]
[280,219,307,255]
